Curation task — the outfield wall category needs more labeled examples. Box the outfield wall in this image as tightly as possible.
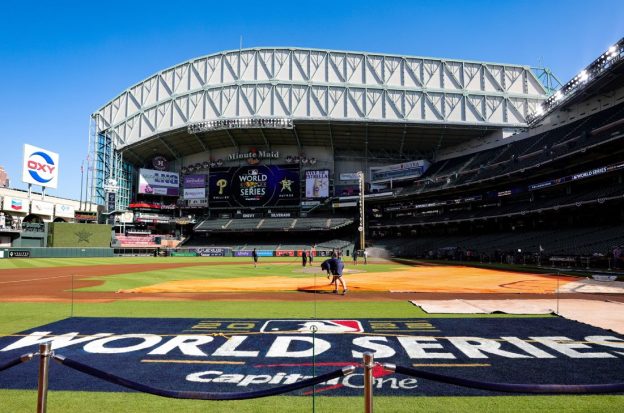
[47,223,112,247]
[1,247,114,258]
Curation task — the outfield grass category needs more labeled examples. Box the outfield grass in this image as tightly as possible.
[0,256,276,269]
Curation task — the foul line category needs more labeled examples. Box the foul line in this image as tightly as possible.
[0,274,75,284]
[141,359,245,365]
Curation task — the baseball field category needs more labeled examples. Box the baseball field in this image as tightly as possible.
[1,256,623,412]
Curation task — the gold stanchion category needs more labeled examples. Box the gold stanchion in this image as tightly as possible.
[363,352,374,413]
[37,342,52,413]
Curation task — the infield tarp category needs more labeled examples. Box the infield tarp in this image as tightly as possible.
[1,317,623,396]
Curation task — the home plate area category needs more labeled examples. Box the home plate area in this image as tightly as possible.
[1,317,623,397]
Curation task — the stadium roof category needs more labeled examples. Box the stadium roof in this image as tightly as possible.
[93,47,548,157]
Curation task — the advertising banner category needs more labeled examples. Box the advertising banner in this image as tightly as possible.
[2,197,29,213]
[74,212,97,221]
[269,212,292,218]
[184,175,206,188]
[234,250,253,257]
[275,250,295,257]
[209,165,299,208]
[370,160,430,183]
[138,169,180,196]
[234,250,273,257]
[187,199,208,208]
[191,247,231,257]
[31,200,54,216]
[8,250,30,258]
[55,204,75,218]
[22,144,60,189]
[6,317,622,396]
[183,188,206,200]
[305,170,329,198]
[339,172,360,181]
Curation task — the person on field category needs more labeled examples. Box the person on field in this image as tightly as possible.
[302,251,308,267]
[321,258,332,280]
[252,248,258,268]
[328,254,347,295]
[363,249,368,264]
[308,250,313,266]
[352,250,358,265]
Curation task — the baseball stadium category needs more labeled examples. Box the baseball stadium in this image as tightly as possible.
[2,39,624,412]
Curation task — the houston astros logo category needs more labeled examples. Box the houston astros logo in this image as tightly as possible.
[27,151,56,184]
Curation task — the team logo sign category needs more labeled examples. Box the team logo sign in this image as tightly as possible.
[1,317,624,396]
[22,144,60,188]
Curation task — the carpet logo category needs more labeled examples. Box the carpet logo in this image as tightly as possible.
[260,320,363,333]
[1,317,624,396]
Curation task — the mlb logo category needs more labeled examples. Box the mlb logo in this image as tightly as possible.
[260,320,363,334]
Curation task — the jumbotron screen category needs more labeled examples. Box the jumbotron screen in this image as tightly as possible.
[209,165,300,208]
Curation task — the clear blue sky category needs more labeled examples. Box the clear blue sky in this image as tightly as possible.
[0,0,622,201]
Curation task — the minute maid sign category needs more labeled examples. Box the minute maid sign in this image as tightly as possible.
[1,317,623,396]
[22,144,60,189]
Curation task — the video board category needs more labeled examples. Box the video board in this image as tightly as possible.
[209,165,300,208]
[305,170,329,198]
[138,168,180,196]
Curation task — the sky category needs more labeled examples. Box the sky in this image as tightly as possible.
[0,0,622,201]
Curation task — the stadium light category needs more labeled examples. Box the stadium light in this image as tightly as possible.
[578,70,589,83]
[535,105,544,116]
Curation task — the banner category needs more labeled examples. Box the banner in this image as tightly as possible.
[22,144,60,189]
[2,196,29,213]
[184,175,206,188]
[234,250,273,257]
[305,170,329,198]
[187,199,208,208]
[31,200,54,216]
[138,169,180,196]
[340,172,360,181]
[209,165,299,208]
[191,247,231,257]
[75,212,97,221]
[8,250,30,258]
[183,188,206,200]
[55,204,75,218]
[3,317,622,396]
[370,160,430,183]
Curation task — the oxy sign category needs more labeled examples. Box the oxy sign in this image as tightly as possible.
[22,144,59,189]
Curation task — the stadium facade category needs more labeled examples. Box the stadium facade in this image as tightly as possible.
[88,47,548,219]
[85,40,624,262]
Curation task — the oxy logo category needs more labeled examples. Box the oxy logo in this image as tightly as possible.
[22,144,59,188]
[27,152,56,183]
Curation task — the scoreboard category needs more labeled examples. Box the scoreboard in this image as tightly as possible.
[209,165,300,208]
